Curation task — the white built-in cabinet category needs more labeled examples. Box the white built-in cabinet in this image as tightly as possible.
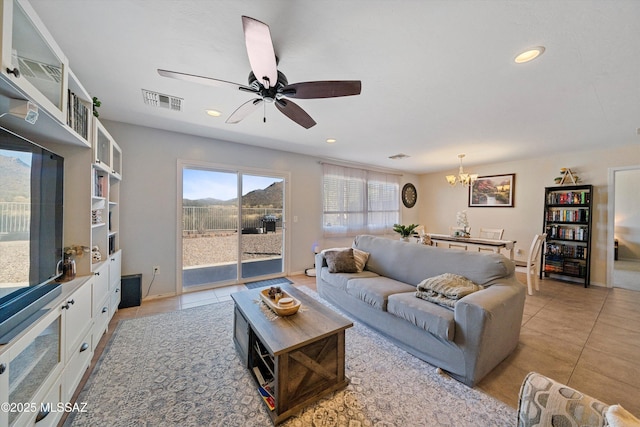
[0,1,123,424]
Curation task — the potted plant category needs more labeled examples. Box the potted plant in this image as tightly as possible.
[393,223,419,241]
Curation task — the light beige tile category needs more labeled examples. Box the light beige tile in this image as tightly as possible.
[607,287,640,303]
[476,360,530,409]
[521,316,591,348]
[215,284,246,296]
[597,307,640,333]
[518,328,583,365]
[569,366,640,416]
[586,321,640,363]
[503,342,574,385]
[181,298,221,309]
[574,346,640,388]
[180,289,218,304]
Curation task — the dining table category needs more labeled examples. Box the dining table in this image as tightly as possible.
[426,233,517,260]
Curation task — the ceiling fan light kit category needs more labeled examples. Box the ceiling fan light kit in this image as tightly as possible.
[158,16,362,129]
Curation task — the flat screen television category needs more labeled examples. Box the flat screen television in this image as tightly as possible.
[0,126,63,342]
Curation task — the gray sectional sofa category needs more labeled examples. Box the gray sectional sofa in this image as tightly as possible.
[315,234,526,387]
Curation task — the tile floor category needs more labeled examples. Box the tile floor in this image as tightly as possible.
[86,272,640,418]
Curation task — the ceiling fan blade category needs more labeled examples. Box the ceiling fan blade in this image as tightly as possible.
[157,69,256,93]
[280,80,362,99]
[242,16,278,88]
[275,99,316,129]
[226,98,263,124]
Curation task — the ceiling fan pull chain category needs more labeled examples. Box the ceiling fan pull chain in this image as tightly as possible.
[263,100,267,123]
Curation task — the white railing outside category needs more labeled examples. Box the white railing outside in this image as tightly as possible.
[183,206,282,233]
[0,202,30,235]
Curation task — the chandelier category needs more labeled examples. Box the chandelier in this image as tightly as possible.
[445,154,478,187]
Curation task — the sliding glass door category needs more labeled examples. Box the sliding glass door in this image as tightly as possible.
[240,174,284,279]
[181,165,285,290]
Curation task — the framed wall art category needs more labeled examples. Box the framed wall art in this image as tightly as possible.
[469,174,515,207]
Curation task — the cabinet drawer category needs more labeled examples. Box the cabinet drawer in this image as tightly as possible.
[22,376,62,427]
[64,282,92,362]
[92,297,110,351]
[63,329,92,402]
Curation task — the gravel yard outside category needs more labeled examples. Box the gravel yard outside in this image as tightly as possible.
[183,231,283,267]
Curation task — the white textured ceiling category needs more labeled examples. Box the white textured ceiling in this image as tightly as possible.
[30,0,640,173]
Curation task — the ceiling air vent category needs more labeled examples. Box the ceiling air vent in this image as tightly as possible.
[141,89,183,111]
[388,153,410,160]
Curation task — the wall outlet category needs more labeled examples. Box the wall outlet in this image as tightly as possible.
[153,265,160,274]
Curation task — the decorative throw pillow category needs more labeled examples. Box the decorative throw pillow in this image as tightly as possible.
[351,248,370,272]
[322,247,369,272]
[324,248,358,273]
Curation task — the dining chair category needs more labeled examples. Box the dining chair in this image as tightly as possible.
[475,228,505,253]
[526,233,547,295]
[479,227,504,239]
[448,226,469,250]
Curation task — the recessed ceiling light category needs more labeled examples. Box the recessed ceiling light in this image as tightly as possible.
[206,109,222,117]
[326,138,337,144]
[514,46,545,64]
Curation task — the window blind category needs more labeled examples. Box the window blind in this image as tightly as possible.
[322,163,400,236]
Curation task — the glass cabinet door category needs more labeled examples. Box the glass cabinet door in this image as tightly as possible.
[8,315,61,426]
[94,123,111,169]
[3,0,67,115]
[111,141,122,178]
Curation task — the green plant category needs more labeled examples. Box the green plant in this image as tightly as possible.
[392,223,419,238]
[92,96,101,117]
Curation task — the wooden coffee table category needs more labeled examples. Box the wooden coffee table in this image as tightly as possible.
[231,284,353,425]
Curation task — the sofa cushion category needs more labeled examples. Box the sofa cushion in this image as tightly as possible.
[346,276,415,310]
[324,248,358,273]
[387,292,456,341]
[320,267,379,291]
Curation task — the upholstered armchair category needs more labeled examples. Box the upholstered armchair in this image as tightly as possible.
[517,372,639,427]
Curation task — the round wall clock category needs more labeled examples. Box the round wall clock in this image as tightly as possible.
[402,183,417,208]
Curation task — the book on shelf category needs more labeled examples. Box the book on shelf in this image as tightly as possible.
[94,170,107,197]
[258,386,275,410]
[67,90,89,139]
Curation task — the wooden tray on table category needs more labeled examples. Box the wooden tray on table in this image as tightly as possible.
[259,289,301,316]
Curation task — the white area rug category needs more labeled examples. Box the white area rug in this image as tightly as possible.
[66,287,515,426]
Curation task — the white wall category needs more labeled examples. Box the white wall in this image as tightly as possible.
[103,120,418,298]
[419,144,640,286]
[615,169,640,260]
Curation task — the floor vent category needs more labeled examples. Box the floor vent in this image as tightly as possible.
[141,89,183,111]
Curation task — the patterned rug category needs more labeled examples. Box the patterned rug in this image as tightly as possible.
[65,288,515,426]
[244,277,293,289]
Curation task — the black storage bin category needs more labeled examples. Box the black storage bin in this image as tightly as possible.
[119,274,142,308]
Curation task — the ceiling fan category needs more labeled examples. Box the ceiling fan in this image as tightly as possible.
[158,16,362,129]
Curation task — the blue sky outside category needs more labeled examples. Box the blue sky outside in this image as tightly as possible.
[183,168,282,201]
